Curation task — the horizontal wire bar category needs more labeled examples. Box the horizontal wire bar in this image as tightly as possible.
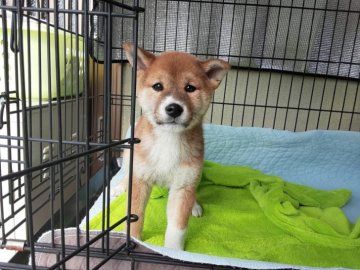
[211,101,360,115]
[0,138,136,182]
[170,0,360,14]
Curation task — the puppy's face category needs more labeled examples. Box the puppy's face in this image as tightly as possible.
[123,44,230,131]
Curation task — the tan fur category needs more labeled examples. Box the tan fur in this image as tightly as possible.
[114,43,230,250]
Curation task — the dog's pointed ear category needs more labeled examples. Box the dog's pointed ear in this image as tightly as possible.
[123,43,155,70]
[201,59,230,88]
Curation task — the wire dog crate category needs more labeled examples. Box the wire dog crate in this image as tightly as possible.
[0,0,359,269]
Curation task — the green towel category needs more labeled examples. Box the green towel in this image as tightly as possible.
[90,161,360,269]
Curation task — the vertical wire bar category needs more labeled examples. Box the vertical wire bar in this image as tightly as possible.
[151,0,157,52]
[163,0,168,50]
[173,1,179,51]
[37,0,44,189]
[53,0,66,264]
[0,2,10,246]
[141,0,146,48]
[12,0,23,206]
[230,2,247,126]
[184,1,190,52]
[83,0,91,268]
[283,0,305,131]
[100,4,109,252]
[325,1,351,130]
[304,1,329,131]
[102,2,113,256]
[205,0,215,123]
[251,2,270,127]
[215,0,228,125]
[45,0,55,246]
[106,3,113,255]
[261,2,282,128]
[338,4,359,130]
[272,0,294,129]
[241,0,259,126]
[294,1,317,131]
[20,2,33,222]
[317,0,342,130]
[194,1,202,58]
[74,0,81,248]
[119,1,125,138]
[16,1,36,268]
[127,0,140,250]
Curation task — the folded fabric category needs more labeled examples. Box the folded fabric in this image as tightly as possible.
[89,161,360,269]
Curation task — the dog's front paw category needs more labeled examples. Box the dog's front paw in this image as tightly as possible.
[191,201,203,217]
[164,226,185,250]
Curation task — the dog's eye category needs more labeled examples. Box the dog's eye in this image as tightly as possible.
[185,84,196,93]
[152,83,164,91]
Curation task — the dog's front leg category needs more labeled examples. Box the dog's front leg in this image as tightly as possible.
[128,178,152,239]
[165,185,196,250]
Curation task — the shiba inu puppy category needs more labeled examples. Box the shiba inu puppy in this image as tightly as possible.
[113,43,230,250]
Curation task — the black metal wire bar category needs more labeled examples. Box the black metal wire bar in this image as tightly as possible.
[53,0,67,264]
[164,0,360,14]
[15,1,36,268]
[317,0,343,130]
[12,0,23,221]
[211,101,359,114]
[101,8,109,253]
[2,11,14,215]
[293,1,317,131]
[104,2,113,256]
[0,5,142,17]
[273,0,295,129]
[327,1,356,130]
[206,0,215,123]
[126,0,140,251]
[0,139,131,182]
[216,0,227,125]
[240,0,259,126]
[1,1,11,246]
[173,1,180,51]
[82,0,91,268]
[163,0,169,50]
[36,2,46,200]
[230,2,247,126]
[74,0,81,248]
[151,0,158,53]
[305,1,329,131]
[251,0,270,127]
[282,0,306,130]
[337,11,360,130]
[184,0,190,51]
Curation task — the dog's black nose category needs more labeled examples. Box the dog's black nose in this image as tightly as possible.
[165,103,184,118]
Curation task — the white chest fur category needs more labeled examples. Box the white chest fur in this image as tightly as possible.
[136,130,197,187]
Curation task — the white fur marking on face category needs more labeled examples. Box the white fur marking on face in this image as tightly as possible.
[164,224,186,250]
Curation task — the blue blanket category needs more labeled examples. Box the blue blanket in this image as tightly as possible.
[203,125,360,222]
